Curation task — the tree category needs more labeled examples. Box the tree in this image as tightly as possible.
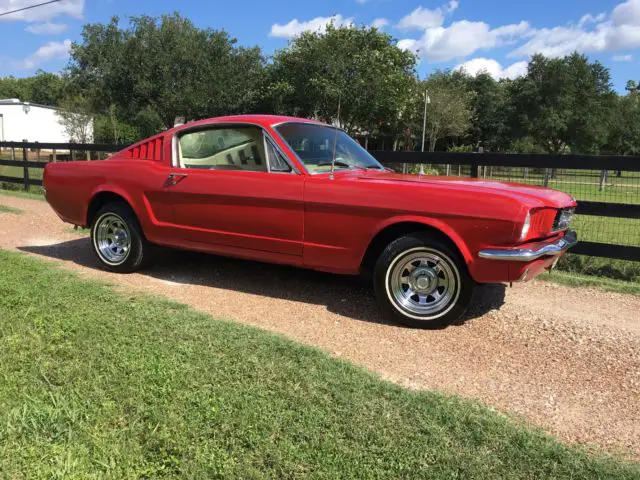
[0,76,27,101]
[511,53,616,154]
[421,72,473,152]
[0,70,66,106]
[67,13,266,132]
[457,72,512,152]
[57,96,94,143]
[608,92,640,155]
[626,80,640,94]
[267,24,417,137]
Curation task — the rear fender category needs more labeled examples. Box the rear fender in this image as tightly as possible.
[87,185,141,226]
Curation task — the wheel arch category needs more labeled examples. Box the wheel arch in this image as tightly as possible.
[86,188,138,227]
[360,217,474,278]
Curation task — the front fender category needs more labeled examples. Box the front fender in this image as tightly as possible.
[371,215,475,266]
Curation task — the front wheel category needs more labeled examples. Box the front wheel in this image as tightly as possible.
[373,233,473,328]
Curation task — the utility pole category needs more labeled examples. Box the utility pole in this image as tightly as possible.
[419,90,430,175]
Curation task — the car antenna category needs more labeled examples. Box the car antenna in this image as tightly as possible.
[330,95,341,177]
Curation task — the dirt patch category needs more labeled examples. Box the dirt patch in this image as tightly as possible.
[1,193,639,457]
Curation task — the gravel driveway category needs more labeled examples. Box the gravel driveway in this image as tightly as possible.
[1,193,639,457]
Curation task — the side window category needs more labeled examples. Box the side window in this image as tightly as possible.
[177,127,267,172]
[265,140,292,173]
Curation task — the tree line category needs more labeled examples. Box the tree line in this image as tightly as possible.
[1,13,639,155]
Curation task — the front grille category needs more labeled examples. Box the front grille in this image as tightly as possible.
[552,208,574,232]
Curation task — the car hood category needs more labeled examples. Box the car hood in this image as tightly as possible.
[355,170,576,208]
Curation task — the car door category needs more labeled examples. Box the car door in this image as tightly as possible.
[166,124,304,256]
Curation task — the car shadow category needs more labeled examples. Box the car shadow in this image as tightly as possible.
[19,238,506,328]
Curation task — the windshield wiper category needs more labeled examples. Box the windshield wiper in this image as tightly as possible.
[317,160,352,168]
[316,161,379,171]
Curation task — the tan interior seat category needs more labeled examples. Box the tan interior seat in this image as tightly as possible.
[178,127,267,171]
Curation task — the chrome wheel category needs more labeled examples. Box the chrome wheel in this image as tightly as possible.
[93,213,131,265]
[386,248,460,319]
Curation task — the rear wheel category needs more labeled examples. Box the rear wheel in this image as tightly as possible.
[90,202,152,273]
[373,233,472,328]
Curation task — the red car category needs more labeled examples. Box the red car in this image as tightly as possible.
[44,115,577,328]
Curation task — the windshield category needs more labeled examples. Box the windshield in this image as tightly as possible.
[275,123,384,174]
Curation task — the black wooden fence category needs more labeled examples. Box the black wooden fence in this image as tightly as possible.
[1,141,639,262]
[0,141,124,189]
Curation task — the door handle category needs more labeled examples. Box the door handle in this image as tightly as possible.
[166,173,187,186]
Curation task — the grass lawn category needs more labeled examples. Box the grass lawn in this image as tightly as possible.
[0,164,45,181]
[486,169,640,205]
[0,204,23,214]
[0,250,638,478]
[541,269,640,295]
[0,186,46,200]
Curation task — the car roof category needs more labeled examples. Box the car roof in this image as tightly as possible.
[168,114,327,135]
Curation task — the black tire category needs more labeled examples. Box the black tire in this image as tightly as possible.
[373,233,472,328]
[90,201,153,273]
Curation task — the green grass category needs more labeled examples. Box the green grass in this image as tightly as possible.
[0,250,638,478]
[0,187,45,200]
[571,215,640,247]
[66,226,89,236]
[557,253,640,282]
[0,164,45,180]
[0,204,23,214]
[541,270,640,295]
[487,170,640,205]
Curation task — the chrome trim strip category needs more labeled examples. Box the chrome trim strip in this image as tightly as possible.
[479,230,578,262]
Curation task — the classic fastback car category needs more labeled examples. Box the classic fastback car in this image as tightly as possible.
[44,115,577,328]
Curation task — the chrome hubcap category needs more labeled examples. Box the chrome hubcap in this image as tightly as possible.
[94,213,131,265]
[387,250,459,318]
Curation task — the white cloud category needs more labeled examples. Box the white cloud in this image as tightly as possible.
[25,22,67,35]
[455,57,528,79]
[397,38,418,52]
[397,6,445,31]
[269,14,354,39]
[400,20,531,62]
[395,0,640,65]
[15,39,71,69]
[371,18,389,29]
[613,53,633,61]
[396,1,460,31]
[0,0,83,22]
[510,0,640,58]
[578,12,606,28]
[446,0,460,13]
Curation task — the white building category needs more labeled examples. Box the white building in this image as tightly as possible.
[0,98,93,143]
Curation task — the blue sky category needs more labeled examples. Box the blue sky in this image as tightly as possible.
[0,0,638,92]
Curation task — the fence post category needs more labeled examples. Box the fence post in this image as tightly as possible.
[52,149,57,162]
[11,147,15,161]
[71,147,76,161]
[86,150,91,161]
[22,146,29,191]
[599,170,608,192]
[470,162,479,178]
[543,168,550,187]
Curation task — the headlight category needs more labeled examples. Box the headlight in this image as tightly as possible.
[520,211,531,241]
[553,208,574,231]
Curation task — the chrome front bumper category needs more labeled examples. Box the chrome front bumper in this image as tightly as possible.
[478,230,578,262]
